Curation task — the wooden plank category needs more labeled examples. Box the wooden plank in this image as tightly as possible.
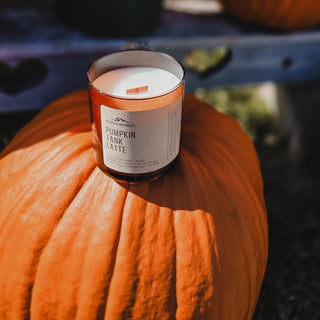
[1,0,320,111]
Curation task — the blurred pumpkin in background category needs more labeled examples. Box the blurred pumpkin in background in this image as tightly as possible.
[220,0,320,30]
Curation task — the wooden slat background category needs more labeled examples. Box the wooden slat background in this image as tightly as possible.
[1,0,320,111]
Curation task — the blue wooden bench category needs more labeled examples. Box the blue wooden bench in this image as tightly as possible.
[1,0,320,112]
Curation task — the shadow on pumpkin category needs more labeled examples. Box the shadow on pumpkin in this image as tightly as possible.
[0,90,256,218]
[0,90,218,213]
[91,120,215,213]
[111,147,224,214]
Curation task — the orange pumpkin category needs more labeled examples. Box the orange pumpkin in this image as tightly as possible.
[0,90,268,319]
[220,0,320,30]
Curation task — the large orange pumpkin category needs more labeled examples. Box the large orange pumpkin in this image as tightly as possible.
[220,0,320,30]
[0,90,268,319]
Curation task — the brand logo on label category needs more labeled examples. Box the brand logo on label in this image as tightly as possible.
[111,117,129,124]
[106,116,135,128]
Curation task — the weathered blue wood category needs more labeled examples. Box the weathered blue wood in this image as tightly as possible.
[1,0,320,111]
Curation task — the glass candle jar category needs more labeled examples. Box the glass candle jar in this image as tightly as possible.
[87,50,185,183]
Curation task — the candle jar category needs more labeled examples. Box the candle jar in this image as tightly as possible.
[87,50,185,183]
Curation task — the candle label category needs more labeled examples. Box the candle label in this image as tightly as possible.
[100,97,182,174]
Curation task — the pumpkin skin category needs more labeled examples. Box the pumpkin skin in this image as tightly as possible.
[220,0,320,30]
[0,91,268,320]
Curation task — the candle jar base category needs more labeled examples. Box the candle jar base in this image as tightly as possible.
[95,155,179,183]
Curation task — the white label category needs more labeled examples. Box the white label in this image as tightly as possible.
[100,97,182,174]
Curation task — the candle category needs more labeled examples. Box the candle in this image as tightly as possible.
[87,50,185,183]
[92,67,180,99]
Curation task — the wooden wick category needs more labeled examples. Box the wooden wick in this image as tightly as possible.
[126,85,149,95]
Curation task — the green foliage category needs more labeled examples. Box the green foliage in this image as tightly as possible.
[184,47,230,75]
[195,86,279,143]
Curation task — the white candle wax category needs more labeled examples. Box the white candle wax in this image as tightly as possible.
[92,67,180,99]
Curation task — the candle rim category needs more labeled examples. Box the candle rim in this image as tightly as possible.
[88,79,184,101]
[87,50,185,101]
